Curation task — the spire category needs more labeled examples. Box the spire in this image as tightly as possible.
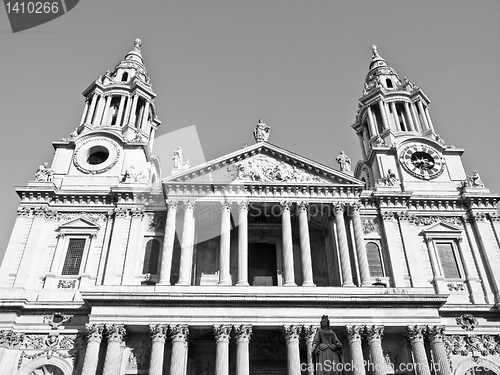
[363,44,402,94]
[75,39,161,150]
[105,38,151,87]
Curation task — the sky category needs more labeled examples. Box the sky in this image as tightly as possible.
[0,1,499,261]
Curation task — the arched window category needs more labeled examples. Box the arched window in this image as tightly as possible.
[436,242,461,278]
[366,242,384,277]
[143,239,161,274]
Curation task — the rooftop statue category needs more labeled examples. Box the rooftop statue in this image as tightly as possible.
[34,162,54,182]
[336,151,351,172]
[253,119,270,142]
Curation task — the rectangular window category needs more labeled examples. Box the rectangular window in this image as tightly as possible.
[436,242,461,278]
[61,238,86,275]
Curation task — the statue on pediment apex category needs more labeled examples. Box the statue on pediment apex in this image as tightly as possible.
[253,119,270,142]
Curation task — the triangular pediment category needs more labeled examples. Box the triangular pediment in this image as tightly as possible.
[163,142,363,186]
[420,221,462,236]
[57,218,101,232]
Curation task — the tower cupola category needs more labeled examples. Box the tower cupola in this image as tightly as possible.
[74,39,161,151]
[353,45,436,159]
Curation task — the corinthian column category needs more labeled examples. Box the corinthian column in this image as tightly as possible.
[149,324,168,375]
[81,324,104,375]
[102,324,126,375]
[177,201,195,285]
[159,201,178,285]
[304,325,318,375]
[349,204,371,286]
[235,325,252,375]
[334,204,354,286]
[170,324,189,375]
[427,326,452,375]
[219,202,232,285]
[365,325,385,375]
[237,202,249,286]
[281,202,296,286]
[283,325,301,375]
[214,325,232,375]
[346,326,366,375]
[407,326,432,375]
[298,202,315,286]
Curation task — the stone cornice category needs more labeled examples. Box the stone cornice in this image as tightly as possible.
[81,288,447,309]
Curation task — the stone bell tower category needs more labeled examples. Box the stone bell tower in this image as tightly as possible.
[48,39,163,191]
[353,45,471,194]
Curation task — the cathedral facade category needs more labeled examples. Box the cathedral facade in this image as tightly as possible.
[0,40,499,375]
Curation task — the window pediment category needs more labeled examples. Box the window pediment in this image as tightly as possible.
[56,217,100,235]
[420,221,462,240]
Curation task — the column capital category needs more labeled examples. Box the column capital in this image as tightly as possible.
[283,325,301,343]
[85,323,104,343]
[345,325,363,343]
[407,325,426,343]
[170,324,189,342]
[220,201,232,211]
[426,325,446,343]
[365,325,384,343]
[237,201,249,210]
[183,200,196,211]
[166,200,178,211]
[214,324,232,343]
[149,324,168,343]
[348,203,362,216]
[297,201,309,212]
[234,324,252,342]
[105,324,126,343]
[280,201,293,211]
[303,325,318,343]
[333,202,346,214]
[131,207,145,218]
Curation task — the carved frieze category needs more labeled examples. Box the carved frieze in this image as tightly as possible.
[405,215,463,227]
[56,212,108,222]
[18,333,82,370]
[448,283,466,292]
[444,334,500,357]
[0,330,25,348]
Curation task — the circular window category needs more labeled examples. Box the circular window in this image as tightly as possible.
[29,365,64,375]
[87,146,109,165]
[73,137,120,174]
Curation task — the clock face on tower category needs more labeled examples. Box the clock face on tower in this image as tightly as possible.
[399,143,445,180]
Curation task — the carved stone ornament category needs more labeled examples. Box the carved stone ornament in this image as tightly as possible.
[362,219,379,234]
[365,325,384,343]
[234,325,252,342]
[406,214,463,227]
[43,312,72,329]
[283,325,301,342]
[427,325,446,343]
[18,332,82,370]
[407,325,426,342]
[214,325,232,342]
[444,334,500,357]
[85,324,104,342]
[34,162,54,182]
[345,326,363,343]
[448,283,466,292]
[149,324,168,342]
[170,324,189,341]
[105,324,126,342]
[303,325,318,342]
[55,212,108,222]
[0,330,25,348]
[123,163,151,183]
[225,154,329,183]
[456,314,478,331]
[17,207,31,217]
[148,214,166,231]
[57,279,77,289]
